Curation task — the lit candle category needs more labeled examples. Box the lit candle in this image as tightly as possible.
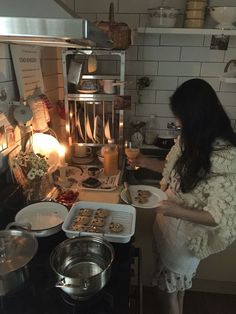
[58,145,66,167]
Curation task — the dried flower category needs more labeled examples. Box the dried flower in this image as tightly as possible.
[13,150,49,182]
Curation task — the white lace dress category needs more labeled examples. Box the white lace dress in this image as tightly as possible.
[152,137,236,293]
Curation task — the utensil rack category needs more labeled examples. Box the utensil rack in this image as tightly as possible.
[62,49,126,148]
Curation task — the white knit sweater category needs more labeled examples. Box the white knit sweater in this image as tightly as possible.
[160,137,236,260]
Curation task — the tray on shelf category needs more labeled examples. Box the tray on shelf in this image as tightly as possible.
[55,166,121,192]
[62,201,136,243]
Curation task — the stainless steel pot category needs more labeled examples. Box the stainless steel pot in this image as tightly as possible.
[155,134,176,149]
[0,228,38,296]
[50,236,114,299]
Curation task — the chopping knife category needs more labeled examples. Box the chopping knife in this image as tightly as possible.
[124,181,133,205]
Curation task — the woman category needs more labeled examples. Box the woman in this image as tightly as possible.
[129,78,236,314]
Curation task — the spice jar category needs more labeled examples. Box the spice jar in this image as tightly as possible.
[103,140,118,176]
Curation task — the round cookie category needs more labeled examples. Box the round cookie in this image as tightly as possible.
[95,208,109,218]
[70,224,88,232]
[74,215,91,225]
[88,225,103,233]
[109,222,124,233]
[91,217,105,227]
[79,208,93,217]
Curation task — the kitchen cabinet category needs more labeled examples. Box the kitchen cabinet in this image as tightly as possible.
[62,49,126,150]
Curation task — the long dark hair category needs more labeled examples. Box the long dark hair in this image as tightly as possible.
[170,78,236,193]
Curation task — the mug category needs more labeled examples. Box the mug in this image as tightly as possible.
[74,144,92,158]
[88,166,102,178]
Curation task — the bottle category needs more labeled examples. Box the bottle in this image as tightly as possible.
[145,115,157,145]
[103,140,118,176]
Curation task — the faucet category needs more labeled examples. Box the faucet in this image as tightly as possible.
[224,59,236,73]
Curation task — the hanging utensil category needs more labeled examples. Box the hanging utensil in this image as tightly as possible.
[88,54,97,73]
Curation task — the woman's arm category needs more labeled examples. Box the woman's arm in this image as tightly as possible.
[156,200,217,227]
[128,154,166,173]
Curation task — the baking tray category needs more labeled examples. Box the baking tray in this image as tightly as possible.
[62,201,136,243]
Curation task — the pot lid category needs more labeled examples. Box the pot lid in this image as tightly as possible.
[0,229,38,275]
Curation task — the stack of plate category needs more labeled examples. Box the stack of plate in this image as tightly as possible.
[184,0,207,28]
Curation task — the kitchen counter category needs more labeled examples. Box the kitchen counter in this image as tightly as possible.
[0,185,135,314]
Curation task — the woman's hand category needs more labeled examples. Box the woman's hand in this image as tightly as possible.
[155,200,217,226]
[128,154,166,173]
[155,200,182,216]
[127,154,150,169]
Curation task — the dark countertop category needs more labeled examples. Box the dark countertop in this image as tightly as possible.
[0,185,134,314]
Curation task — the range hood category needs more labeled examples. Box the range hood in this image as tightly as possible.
[0,0,112,48]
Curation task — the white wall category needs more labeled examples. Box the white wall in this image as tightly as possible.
[73,0,236,133]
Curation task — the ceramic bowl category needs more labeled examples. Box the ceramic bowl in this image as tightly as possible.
[209,6,236,29]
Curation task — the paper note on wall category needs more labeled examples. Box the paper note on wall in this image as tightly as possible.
[10,45,44,100]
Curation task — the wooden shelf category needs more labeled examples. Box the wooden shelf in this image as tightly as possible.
[137,27,236,36]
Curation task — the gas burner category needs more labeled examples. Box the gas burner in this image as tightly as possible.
[0,282,36,314]
[59,289,114,314]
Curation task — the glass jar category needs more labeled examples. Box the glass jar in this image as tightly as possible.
[145,115,157,145]
[103,140,118,176]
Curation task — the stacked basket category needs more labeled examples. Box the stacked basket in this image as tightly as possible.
[184,0,208,28]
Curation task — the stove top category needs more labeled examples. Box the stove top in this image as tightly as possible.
[0,231,132,314]
[0,187,133,314]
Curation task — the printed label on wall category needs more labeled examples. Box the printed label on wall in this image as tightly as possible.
[10,45,44,100]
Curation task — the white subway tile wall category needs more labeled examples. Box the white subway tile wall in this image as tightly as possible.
[0,0,236,137]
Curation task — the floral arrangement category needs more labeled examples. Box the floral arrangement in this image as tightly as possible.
[12,150,49,201]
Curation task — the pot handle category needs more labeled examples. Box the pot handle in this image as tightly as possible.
[56,278,90,291]
[5,222,32,232]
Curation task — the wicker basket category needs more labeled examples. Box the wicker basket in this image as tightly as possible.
[96,2,131,50]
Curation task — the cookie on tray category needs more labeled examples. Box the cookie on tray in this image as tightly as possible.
[109,222,124,233]
[70,224,88,232]
[95,208,109,218]
[79,208,93,217]
[88,225,104,233]
[91,217,105,227]
[74,215,91,225]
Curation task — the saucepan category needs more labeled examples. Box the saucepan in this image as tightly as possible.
[101,79,126,94]
[50,236,114,299]
[9,201,68,237]
[155,132,177,149]
[0,226,38,296]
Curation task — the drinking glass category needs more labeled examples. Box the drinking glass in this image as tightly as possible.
[124,141,140,170]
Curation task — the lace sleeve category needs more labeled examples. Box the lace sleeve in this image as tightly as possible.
[186,173,236,259]
[160,136,181,190]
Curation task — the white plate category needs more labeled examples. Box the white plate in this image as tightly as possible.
[94,115,103,143]
[86,113,95,143]
[15,202,68,231]
[77,109,85,141]
[120,185,167,209]
[78,89,98,94]
[104,119,111,140]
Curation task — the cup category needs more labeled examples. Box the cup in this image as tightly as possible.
[88,166,102,178]
[73,144,92,158]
